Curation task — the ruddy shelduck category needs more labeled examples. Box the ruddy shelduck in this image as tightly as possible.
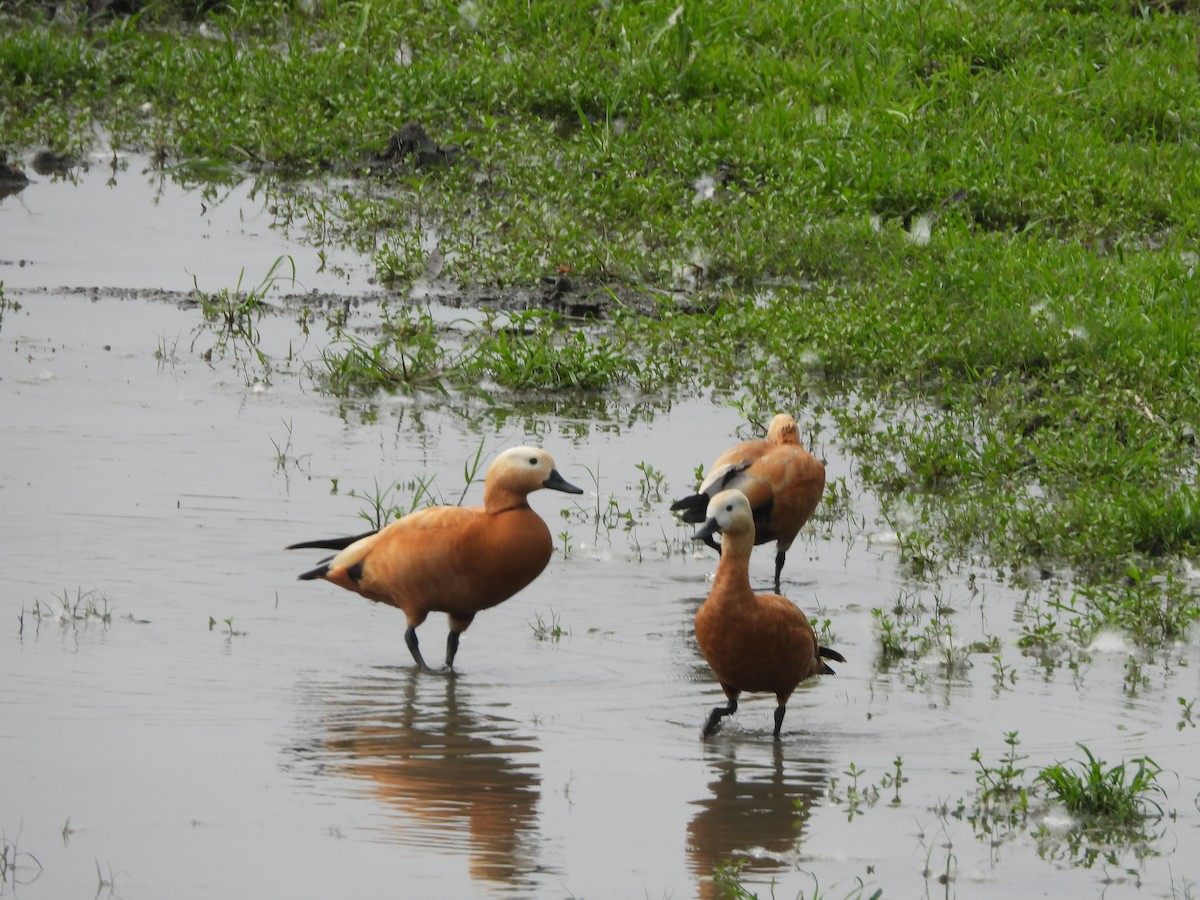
[287,446,583,670]
[691,489,844,739]
[671,413,825,592]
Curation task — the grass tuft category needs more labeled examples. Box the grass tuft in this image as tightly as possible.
[1036,743,1166,827]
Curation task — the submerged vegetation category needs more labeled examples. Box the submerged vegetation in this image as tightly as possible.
[965,734,1167,867]
[3,0,1200,645]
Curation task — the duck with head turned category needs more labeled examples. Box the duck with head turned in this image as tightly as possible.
[287,446,583,671]
[691,489,845,740]
[671,413,825,593]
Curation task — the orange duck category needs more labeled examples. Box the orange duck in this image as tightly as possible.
[671,413,825,592]
[287,446,582,670]
[691,489,844,739]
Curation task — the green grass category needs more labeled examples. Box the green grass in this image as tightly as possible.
[312,304,457,396]
[528,607,568,642]
[470,309,635,391]
[311,304,696,397]
[188,255,296,383]
[964,732,1168,865]
[1037,743,1165,826]
[3,0,1200,644]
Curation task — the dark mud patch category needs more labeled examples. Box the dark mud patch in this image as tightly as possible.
[9,279,705,322]
[0,157,30,199]
[441,278,712,319]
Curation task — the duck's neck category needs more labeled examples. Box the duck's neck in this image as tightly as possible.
[712,531,756,599]
[484,484,531,514]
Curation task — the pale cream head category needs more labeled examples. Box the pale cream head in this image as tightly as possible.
[766,413,801,445]
[703,488,755,537]
[485,446,584,501]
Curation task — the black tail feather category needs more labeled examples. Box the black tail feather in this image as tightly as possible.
[285,529,377,552]
[818,646,846,663]
[298,563,331,581]
[669,492,709,523]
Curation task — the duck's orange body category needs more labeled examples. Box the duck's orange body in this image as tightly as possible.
[672,414,825,592]
[692,490,844,739]
[288,447,583,670]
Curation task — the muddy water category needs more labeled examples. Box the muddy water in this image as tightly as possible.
[2,161,1199,899]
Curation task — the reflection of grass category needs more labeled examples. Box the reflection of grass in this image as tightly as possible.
[94,858,122,898]
[712,861,882,900]
[0,281,19,333]
[0,830,43,889]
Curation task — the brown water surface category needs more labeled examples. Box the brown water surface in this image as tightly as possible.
[2,158,1198,900]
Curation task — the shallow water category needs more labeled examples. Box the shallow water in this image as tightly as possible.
[2,161,1199,899]
[0,150,374,294]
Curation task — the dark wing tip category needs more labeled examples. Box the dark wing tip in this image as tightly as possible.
[297,564,330,581]
[285,529,378,552]
[286,539,322,550]
[717,460,753,488]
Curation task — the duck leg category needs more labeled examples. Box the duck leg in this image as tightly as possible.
[444,613,474,670]
[702,691,739,738]
[404,626,431,670]
[773,704,787,739]
[773,548,786,593]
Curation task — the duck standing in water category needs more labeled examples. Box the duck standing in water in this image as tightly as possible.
[287,446,583,670]
[691,489,844,739]
[671,413,825,592]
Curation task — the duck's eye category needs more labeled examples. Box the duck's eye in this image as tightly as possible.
[725,503,734,512]
[529,456,538,465]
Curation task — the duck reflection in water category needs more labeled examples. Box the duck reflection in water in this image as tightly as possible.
[298,667,547,888]
[687,741,831,900]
